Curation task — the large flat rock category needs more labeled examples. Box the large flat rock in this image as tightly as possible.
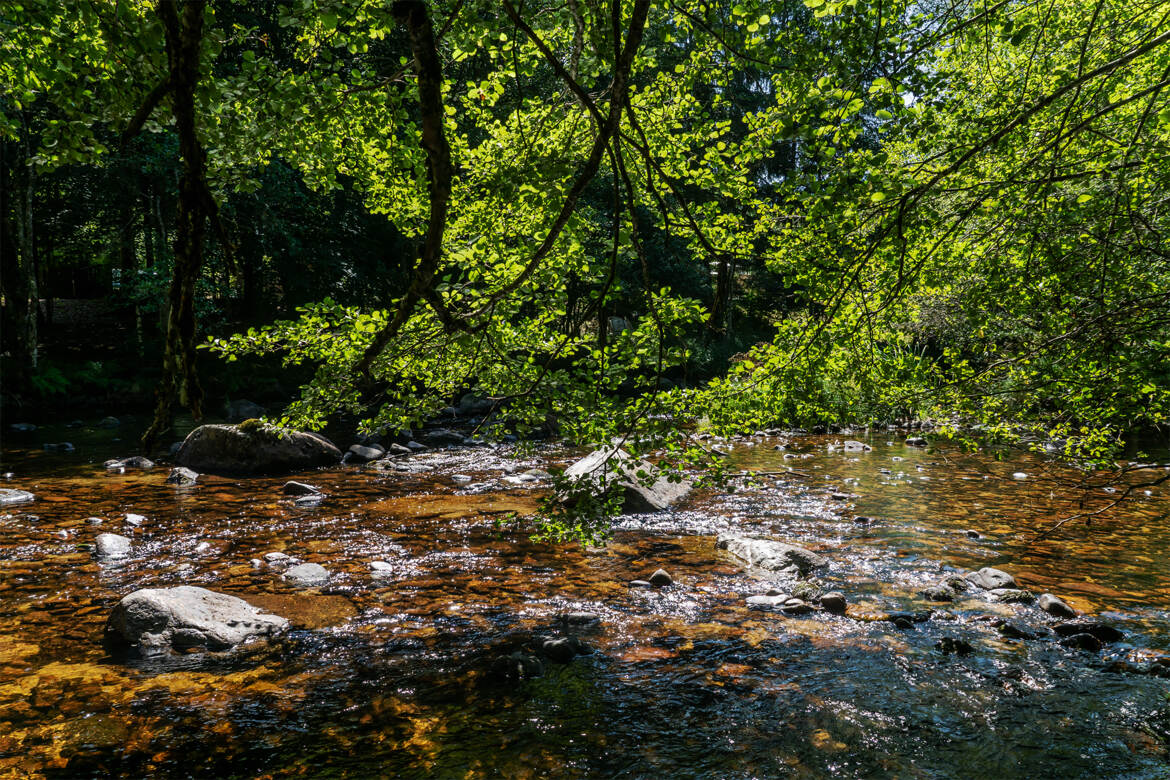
[716,533,829,576]
[105,586,289,657]
[175,423,340,475]
[562,447,691,513]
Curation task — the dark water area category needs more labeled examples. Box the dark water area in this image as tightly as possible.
[1,420,1169,778]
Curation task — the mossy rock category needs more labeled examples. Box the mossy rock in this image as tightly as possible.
[175,423,340,475]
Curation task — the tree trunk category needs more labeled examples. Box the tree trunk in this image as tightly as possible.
[1,122,39,391]
[142,0,210,452]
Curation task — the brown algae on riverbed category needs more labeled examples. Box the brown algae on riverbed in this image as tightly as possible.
[1,425,1170,777]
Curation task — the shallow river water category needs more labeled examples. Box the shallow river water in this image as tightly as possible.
[1,421,1169,778]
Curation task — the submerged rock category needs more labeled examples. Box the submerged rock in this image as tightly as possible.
[965,567,1018,590]
[95,533,132,559]
[561,447,692,513]
[175,423,340,475]
[936,636,975,654]
[1037,593,1077,618]
[539,636,592,663]
[283,562,330,586]
[0,488,35,506]
[716,533,828,576]
[105,586,288,657]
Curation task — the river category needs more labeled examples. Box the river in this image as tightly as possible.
[1,420,1168,778]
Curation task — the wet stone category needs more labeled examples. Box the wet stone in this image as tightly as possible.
[936,636,975,655]
[345,444,385,464]
[282,481,321,496]
[124,513,147,527]
[105,585,288,657]
[283,562,330,587]
[387,443,413,455]
[1037,593,1077,618]
[0,488,35,506]
[997,621,1036,640]
[819,592,847,614]
[104,456,154,470]
[1054,620,1124,643]
[782,599,814,615]
[166,467,199,486]
[95,533,132,559]
[452,474,473,485]
[966,567,1018,590]
[539,637,591,663]
[746,594,789,609]
[989,588,1036,604]
[629,580,652,588]
[648,569,673,587]
[1061,632,1103,652]
[922,585,955,602]
[44,442,75,453]
[716,534,829,576]
[295,493,327,507]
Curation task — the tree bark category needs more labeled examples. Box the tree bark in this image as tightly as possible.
[142,0,210,452]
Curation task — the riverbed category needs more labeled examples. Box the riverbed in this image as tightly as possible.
[1,421,1169,778]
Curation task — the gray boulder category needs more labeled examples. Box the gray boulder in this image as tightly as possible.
[283,562,330,586]
[175,423,340,474]
[0,488,35,506]
[965,567,1018,590]
[716,533,828,576]
[105,586,288,657]
[95,533,132,558]
[562,447,691,513]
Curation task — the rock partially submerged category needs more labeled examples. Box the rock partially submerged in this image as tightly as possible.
[105,586,288,657]
[166,467,199,486]
[965,567,1018,590]
[561,447,691,513]
[1037,593,1077,618]
[95,533,132,559]
[0,488,35,506]
[105,456,155,470]
[716,533,829,576]
[175,423,340,475]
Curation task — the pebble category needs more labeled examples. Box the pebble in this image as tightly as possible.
[452,474,473,484]
[124,513,147,527]
[1012,472,1028,480]
[629,580,652,588]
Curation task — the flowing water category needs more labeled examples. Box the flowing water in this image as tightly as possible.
[1,421,1169,778]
